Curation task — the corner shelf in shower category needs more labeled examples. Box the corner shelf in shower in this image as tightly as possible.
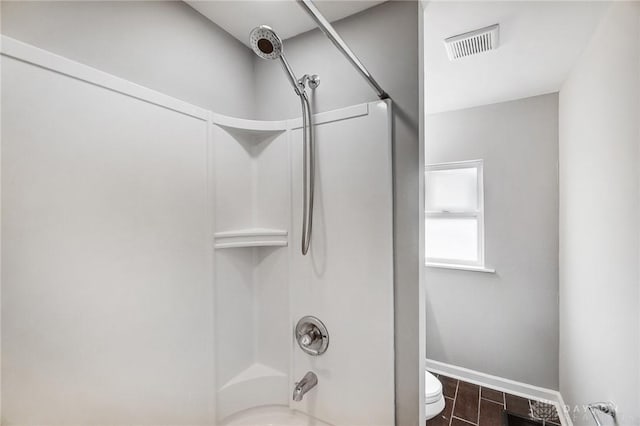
[211,112,288,144]
[214,228,288,249]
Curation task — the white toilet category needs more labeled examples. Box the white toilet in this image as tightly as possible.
[425,371,446,420]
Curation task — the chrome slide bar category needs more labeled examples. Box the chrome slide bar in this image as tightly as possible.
[296,0,389,100]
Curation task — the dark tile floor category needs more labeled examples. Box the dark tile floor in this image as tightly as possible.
[426,372,562,426]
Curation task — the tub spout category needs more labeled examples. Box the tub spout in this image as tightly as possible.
[293,371,318,401]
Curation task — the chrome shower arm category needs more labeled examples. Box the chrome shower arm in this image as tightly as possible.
[279,55,304,96]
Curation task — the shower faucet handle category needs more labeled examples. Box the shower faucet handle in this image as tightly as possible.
[295,316,329,356]
[299,327,320,346]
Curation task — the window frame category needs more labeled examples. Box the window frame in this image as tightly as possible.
[425,159,485,268]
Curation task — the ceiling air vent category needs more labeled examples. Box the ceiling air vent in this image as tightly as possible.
[444,24,500,61]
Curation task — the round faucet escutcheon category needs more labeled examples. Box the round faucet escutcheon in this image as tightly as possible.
[295,316,329,356]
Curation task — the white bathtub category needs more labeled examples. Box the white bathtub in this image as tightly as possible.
[221,406,333,426]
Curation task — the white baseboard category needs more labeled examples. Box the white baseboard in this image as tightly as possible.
[425,358,572,426]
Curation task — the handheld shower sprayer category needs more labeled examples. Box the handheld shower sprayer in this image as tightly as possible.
[249,25,319,256]
[249,26,303,95]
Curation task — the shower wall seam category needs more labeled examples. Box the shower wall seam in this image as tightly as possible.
[206,109,218,421]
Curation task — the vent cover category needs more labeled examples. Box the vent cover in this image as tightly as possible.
[444,24,500,61]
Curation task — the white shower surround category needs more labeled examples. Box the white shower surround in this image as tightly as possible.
[0,36,394,425]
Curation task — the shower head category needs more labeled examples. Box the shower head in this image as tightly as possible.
[249,25,303,96]
[249,25,316,256]
[249,25,283,60]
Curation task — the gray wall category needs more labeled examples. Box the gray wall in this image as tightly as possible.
[253,2,421,424]
[425,94,559,390]
[0,0,255,118]
[559,2,640,424]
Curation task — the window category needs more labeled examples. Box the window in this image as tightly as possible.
[425,160,488,270]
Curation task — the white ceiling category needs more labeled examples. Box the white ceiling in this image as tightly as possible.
[186,0,386,47]
[424,1,609,114]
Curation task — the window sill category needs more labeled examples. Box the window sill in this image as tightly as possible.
[425,262,496,273]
